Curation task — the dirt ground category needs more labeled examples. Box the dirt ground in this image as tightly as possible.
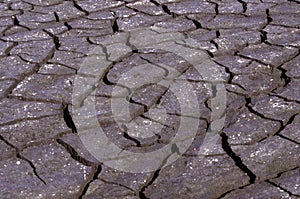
[0,0,299,198]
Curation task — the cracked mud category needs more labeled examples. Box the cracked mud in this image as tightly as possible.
[0,0,299,198]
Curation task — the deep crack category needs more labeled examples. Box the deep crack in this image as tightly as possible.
[245,97,282,123]
[266,9,273,23]
[161,4,171,15]
[193,20,202,29]
[112,12,119,33]
[64,22,72,30]
[287,0,300,3]
[208,1,219,15]
[217,183,250,199]
[237,0,247,13]
[112,19,119,33]
[210,39,219,50]
[56,138,97,166]
[216,30,220,38]
[260,9,272,45]
[277,134,300,145]
[17,153,47,185]
[266,180,297,197]
[0,135,46,185]
[12,15,19,26]
[121,124,142,147]
[138,144,181,198]
[126,32,138,53]
[277,65,291,87]
[53,12,59,22]
[62,102,78,134]
[150,0,160,6]
[220,132,256,184]
[212,60,235,84]
[274,113,297,136]
[138,169,160,199]
[78,164,102,199]
[42,29,61,50]
[73,1,89,16]
[1,0,299,197]
[260,30,268,44]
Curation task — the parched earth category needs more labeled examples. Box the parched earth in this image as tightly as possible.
[0,0,299,198]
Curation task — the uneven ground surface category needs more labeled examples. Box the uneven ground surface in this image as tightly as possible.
[0,0,299,198]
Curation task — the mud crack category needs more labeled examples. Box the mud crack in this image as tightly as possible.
[62,103,77,133]
[78,164,102,199]
[0,135,46,185]
[220,132,256,184]
[72,0,89,16]
[56,138,97,166]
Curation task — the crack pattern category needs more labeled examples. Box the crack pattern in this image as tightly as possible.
[0,0,299,198]
[0,134,46,185]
